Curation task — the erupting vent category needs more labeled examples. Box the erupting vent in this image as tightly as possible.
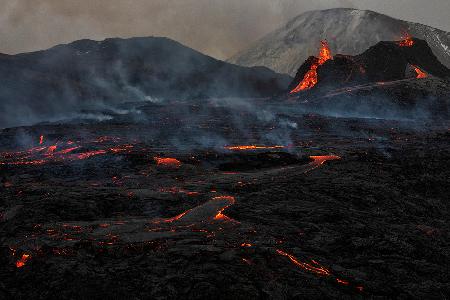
[290,40,332,94]
[397,33,414,47]
[413,65,428,78]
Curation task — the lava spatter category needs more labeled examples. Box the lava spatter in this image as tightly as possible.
[413,65,428,78]
[15,253,31,268]
[290,40,333,93]
[398,32,414,47]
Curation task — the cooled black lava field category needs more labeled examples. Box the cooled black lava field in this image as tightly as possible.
[0,99,449,299]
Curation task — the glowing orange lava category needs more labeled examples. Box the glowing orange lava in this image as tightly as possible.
[413,65,428,79]
[154,157,182,168]
[398,33,414,47]
[47,145,57,154]
[161,210,192,223]
[276,249,331,276]
[224,145,285,151]
[57,146,80,155]
[74,150,107,160]
[39,135,44,145]
[336,278,350,285]
[309,155,341,165]
[16,253,31,268]
[212,196,236,221]
[290,40,333,94]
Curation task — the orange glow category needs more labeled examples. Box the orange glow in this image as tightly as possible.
[336,278,350,285]
[309,155,341,165]
[398,33,414,47]
[413,65,428,78]
[224,145,285,151]
[154,157,182,168]
[47,145,57,154]
[39,135,44,145]
[0,137,129,166]
[58,146,81,154]
[212,196,236,221]
[158,187,200,196]
[304,155,341,173]
[276,249,331,276]
[162,209,192,223]
[109,145,134,153]
[241,243,252,247]
[16,254,31,268]
[74,150,107,160]
[290,40,333,93]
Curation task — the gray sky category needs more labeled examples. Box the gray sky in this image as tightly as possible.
[1,0,449,59]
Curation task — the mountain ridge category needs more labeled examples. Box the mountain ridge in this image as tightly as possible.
[228,8,450,76]
[0,36,291,128]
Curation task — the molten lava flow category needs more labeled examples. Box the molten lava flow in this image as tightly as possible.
[16,253,31,268]
[224,145,285,151]
[73,150,107,160]
[277,249,362,291]
[290,40,332,94]
[46,145,57,154]
[336,278,349,285]
[276,249,331,276]
[57,146,81,155]
[154,157,182,168]
[398,33,414,47]
[302,155,341,173]
[309,155,341,166]
[163,209,191,223]
[39,135,44,145]
[413,65,428,78]
[155,195,237,224]
[212,196,236,221]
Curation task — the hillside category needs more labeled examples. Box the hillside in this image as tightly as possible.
[228,8,450,76]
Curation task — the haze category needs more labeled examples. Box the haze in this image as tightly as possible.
[1,0,449,60]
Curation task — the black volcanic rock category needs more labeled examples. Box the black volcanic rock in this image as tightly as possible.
[289,38,450,93]
[0,37,292,128]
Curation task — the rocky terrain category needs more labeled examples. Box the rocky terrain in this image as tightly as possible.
[1,27,450,299]
[229,8,450,76]
[0,98,449,299]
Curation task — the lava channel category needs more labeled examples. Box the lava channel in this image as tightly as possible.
[154,196,237,224]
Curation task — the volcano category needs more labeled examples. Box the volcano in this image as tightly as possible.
[285,38,450,119]
[0,37,291,129]
[228,8,450,76]
[288,37,450,93]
